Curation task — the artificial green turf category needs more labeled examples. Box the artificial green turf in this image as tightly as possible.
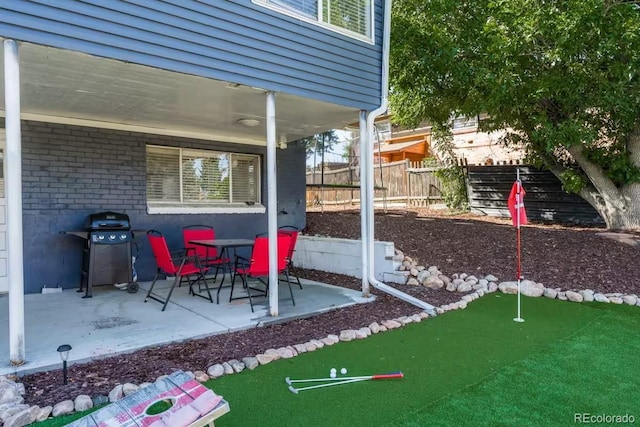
[38,295,637,427]
[394,302,640,427]
[209,295,605,426]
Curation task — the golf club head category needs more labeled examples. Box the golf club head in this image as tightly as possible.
[288,385,299,394]
[285,377,292,385]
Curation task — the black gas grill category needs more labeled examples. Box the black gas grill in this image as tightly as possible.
[64,212,139,297]
[86,211,132,242]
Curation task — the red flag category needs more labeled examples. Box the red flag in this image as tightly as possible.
[507,181,528,227]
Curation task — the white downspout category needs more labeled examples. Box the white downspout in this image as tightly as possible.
[4,40,26,364]
[363,1,435,314]
[266,91,279,316]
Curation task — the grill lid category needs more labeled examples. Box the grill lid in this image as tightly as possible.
[86,211,130,230]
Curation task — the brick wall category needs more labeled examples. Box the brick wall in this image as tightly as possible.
[5,119,305,293]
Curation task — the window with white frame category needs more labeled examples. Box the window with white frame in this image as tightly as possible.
[256,0,373,40]
[452,115,478,131]
[146,145,261,212]
[373,120,392,143]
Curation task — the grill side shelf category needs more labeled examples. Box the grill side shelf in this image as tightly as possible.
[59,230,90,239]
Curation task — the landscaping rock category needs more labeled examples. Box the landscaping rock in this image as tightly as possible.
[456,282,472,293]
[207,364,224,379]
[122,383,139,396]
[222,362,234,374]
[228,359,245,373]
[4,405,38,427]
[416,270,430,284]
[36,405,52,422]
[339,330,356,341]
[580,289,595,302]
[293,343,307,354]
[264,348,281,360]
[565,291,583,303]
[423,276,444,289]
[74,394,93,412]
[241,357,259,370]
[256,354,275,365]
[1,404,29,423]
[193,371,210,383]
[356,327,371,338]
[310,339,325,349]
[52,400,74,417]
[108,385,123,402]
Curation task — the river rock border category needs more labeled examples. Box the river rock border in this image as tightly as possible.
[1,257,638,426]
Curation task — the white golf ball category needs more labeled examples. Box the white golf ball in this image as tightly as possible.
[340,368,347,375]
[330,372,337,378]
[330,368,336,374]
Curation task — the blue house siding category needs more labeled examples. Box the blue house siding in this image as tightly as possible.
[0,0,384,109]
[7,119,305,294]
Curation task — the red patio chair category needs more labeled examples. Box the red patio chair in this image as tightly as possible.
[230,233,295,312]
[145,230,213,311]
[278,225,302,289]
[183,225,230,299]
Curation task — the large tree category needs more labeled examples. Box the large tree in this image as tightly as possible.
[390,0,640,230]
[301,130,341,159]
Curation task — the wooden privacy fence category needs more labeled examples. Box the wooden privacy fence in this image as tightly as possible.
[466,165,605,225]
[305,160,444,207]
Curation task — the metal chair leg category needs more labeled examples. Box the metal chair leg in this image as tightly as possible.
[285,270,295,306]
[144,269,162,302]
[290,265,303,289]
[161,276,180,312]
[145,269,180,312]
[245,275,256,313]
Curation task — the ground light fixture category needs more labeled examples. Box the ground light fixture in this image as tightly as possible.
[56,344,72,385]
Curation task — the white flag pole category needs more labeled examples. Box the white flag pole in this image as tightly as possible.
[514,168,525,322]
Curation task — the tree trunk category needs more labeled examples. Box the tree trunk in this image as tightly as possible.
[581,182,640,230]
[588,127,640,230]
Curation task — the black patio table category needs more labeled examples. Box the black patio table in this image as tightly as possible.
[188,238,255,303]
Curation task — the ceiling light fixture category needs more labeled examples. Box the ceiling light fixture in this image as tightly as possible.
[278,135,288,150]
[237,118,260,127]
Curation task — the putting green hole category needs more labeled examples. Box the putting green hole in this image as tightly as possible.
[145,398,175,416]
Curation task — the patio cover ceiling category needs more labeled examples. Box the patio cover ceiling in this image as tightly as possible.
[0,41,360,145]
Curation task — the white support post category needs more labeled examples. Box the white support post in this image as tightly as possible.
[266,91,279,317]
[359,111,370,297]
[4,39,26,365]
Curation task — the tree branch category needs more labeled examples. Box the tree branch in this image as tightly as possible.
[567,145,623,207]
[536,150,605,212]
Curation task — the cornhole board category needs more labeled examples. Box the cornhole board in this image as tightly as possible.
[67,371,230,427]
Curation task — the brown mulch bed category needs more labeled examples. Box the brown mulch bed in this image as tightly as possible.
[305,208,640,294]
[18,208,640,408]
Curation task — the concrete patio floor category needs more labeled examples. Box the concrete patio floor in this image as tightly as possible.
[0,276,373,377]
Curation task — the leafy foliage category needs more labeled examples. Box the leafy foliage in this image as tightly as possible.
[425,126,469,212]
[389,0,640,227]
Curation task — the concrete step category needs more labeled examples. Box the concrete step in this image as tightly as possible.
[382,271,410,284]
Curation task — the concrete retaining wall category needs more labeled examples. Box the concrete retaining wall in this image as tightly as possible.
[293,235,406,284]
